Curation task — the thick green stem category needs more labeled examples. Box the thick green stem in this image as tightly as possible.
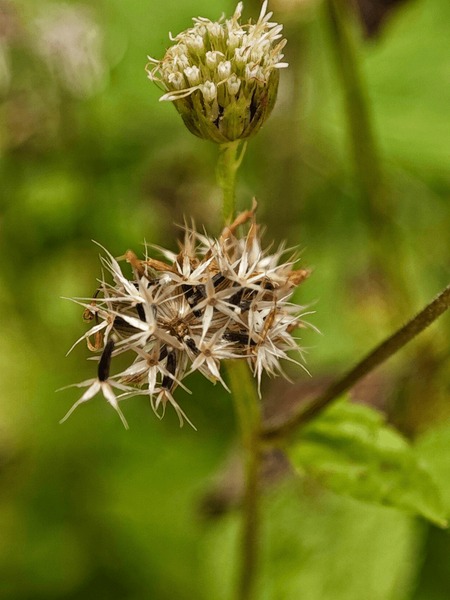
[227,361,262,600]
[216,140,246,224]
[262,282,450,442]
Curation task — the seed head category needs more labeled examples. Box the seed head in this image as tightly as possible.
[62,206,310,429]
[146,1,288,142]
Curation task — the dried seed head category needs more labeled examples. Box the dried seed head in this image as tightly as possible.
[63,207,310,428]
[146,1,288,142]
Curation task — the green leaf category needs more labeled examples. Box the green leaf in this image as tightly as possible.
[202,482,420,600]
[286,399,448,527]
[416,423,450,514]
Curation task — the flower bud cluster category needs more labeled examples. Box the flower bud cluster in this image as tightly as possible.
[63,209,309,428]
[146,1,288,142]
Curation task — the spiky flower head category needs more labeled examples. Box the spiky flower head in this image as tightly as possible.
[146,1,288,142]
[62,206,310,429]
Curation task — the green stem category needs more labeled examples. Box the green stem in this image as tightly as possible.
[216,140,246,224]
[326,0,385,230]
[262,282,450,442]
[227,361,262,600]
[326,0,416,322]
[217,136,258,599]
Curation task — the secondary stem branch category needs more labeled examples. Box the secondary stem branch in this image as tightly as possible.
[262,282,450,442]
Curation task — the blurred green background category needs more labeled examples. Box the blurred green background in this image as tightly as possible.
[0,0,449,598]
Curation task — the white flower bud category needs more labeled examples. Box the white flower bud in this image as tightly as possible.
[234,46,248,69]
[227,31,241,52]
[186,34,204,53]
[251,41,270,64]
[184,65,201,86]
[245,63,263,82]
[207,22,222,40]
[168,71,185,90]
[226,74,241,95]
[201,80,216,103]
[205,50,222,70]
[176,43,188,56]
[217,60,232,80]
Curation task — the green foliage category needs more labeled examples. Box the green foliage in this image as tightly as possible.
[203,482,419,600]
[287,399,448,526]
[416,424,450,514]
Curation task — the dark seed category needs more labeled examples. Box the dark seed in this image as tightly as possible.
[184,336,199,355]
[136,303,146,322]
[98,340,115,382]
[229,287,255,312]
[162,350,177,390]
[223,331,256,346]
[212,273,226,288]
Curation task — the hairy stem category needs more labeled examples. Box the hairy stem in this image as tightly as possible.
[227,361,262,600]
[262,282,450,442]
[216,140,246,224]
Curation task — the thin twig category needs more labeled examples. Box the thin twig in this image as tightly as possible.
[261,282,450,442]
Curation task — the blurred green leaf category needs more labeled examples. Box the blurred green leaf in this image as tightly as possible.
[416,423,450,513]
[203,482,420,600]
[286,399,448,527]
